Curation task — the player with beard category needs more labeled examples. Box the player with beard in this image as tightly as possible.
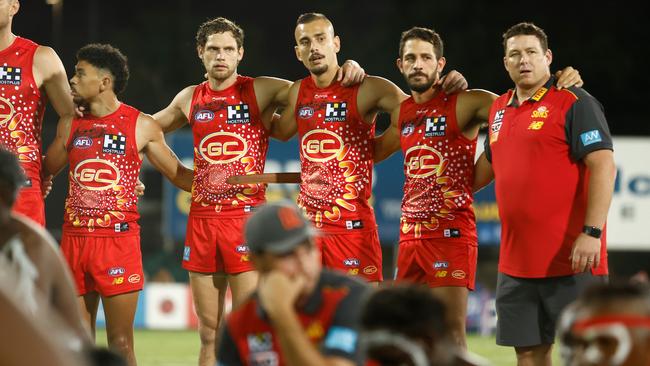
[0,0,75,225]
[272,13,486,284]
[373,27,583,349]
[44,43,192,366]
[152,17,365,366]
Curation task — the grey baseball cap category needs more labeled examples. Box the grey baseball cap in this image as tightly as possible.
[245,201,316,255]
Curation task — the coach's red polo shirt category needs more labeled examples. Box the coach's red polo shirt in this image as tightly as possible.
[485,77,613,278]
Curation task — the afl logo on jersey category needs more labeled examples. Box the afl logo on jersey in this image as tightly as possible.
[194,110,215,123]
[301,129,344,163]
[73,136,93,149]
[402,123,415,137]
[199,132,248,164]
[404,145,446,179]
[298,106,314,119]
[72,159,120,191]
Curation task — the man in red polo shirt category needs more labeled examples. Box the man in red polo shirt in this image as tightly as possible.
[474,22,616,366]
[217,201,370,366]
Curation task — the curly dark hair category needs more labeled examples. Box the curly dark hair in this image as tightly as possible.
[399,26,444,59]
[76,43,129,94]
[195,17,244,49]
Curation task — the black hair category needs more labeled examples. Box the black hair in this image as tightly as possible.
[76,43,129,94]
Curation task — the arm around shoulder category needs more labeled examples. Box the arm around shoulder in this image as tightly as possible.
[43,115,73,177]
[34,46,74,118]
[138,114,193,192]
[153,86,195,133]
[270,80,301,141]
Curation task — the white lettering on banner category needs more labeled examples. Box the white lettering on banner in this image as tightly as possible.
[605,138,649,250]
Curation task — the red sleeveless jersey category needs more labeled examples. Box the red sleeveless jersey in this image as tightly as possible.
[398,93,477,241]
[0,37,46,190]
[63,103,142,236]
[295,77,376,233]
[188,76,267,217]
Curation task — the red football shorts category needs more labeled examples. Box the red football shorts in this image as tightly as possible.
[183,215,254,274]
[316,229,383,282]
[12,188,45,226]
[395,238,477,290]
[60,232,144,296]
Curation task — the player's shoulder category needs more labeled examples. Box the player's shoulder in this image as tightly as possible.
[561,86,596,101]
[171,85,199,105]
[34,44,62,63]
[253,76,291,88]
[362,75,397,88]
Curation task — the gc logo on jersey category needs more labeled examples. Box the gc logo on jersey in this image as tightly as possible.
[424,116,446,137]
[72,159,120,191]
[199,131,248,164]
[227,104,250,124]
[404,145,446,179]
[0,66,21,86]
[324,102,347,122]
[194,110,214,123]
[103,134,126,155]
[301,129,344,162]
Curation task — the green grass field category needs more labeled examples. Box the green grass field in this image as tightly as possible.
[96,330,559,365]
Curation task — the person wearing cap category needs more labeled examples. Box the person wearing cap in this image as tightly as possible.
[216,201,371,366]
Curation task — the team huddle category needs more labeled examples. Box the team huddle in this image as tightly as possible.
[2,1,626,365]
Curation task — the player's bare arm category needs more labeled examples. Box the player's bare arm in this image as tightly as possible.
[456,89,498,137]
[270,80,302,141]
[373,105,402,163]
[554,66,583,89]
[473,152,494,193]
[435,70,469,94]
[253,76,292,131]
[43,115,73,178]
[32,46,74,117]
[153,85,195,133]
[33,223,90,342]
[336,59,367,87]
[136,113,193,192]
[357,76,408,122]
[570,149,616,272]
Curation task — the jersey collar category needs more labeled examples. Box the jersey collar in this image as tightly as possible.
[507,76,554,107]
